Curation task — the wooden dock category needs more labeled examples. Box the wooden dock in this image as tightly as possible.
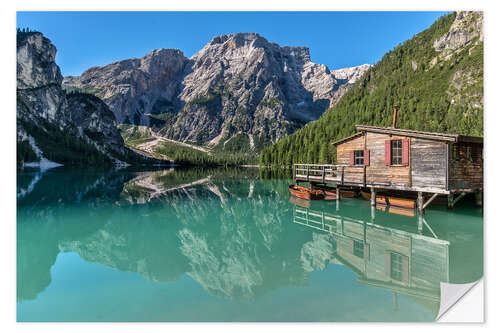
[293,163,481,214]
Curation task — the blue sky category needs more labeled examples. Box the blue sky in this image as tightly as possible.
[17,11,448,77]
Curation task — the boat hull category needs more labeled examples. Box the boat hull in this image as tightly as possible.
[340,190,356,198]
[388,197,416,209]
[376,196,388,205]
[360,191,371,201]
[289,185,324,201]
[311,184,338,200]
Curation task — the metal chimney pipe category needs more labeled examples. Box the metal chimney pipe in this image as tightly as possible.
[392,105,398,128]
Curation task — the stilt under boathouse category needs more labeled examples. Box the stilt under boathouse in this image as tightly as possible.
[293,108,483,214]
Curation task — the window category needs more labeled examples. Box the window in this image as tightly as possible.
[354,150,364,165]
[391,140,402,165]
[451,145,457,160]
[390,252,404,281]
[466,146,472,160]
[353,240,364,258]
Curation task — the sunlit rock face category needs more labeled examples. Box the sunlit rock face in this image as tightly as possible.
[431,11,483,113]
[17,32,156,166]
[433,11,483,53]
[63,49,187,125]
[64,33,371,151]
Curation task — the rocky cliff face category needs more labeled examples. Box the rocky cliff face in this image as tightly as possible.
[17,31,156,166]
[63,48,187,125]
[433,11,483,55]
[64,33,370,151]
[432,11,483,113]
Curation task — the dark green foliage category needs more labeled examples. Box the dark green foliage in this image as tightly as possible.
[260,13,483,166]
[17,140,39,164]
[62,85,103,97]
[154,141,257,167]
[18,119,112,166]
[187,91,222,117]
[219,133,251,153]
[148,112,175,121]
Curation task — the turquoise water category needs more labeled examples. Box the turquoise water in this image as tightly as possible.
[17,167,483,322]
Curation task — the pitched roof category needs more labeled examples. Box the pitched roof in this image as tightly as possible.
[331,132,364,146]
[332,125,482,145]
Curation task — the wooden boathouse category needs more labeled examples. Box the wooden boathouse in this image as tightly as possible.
[294,119,483,213]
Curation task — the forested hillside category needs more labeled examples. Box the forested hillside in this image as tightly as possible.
[260,12,483,166]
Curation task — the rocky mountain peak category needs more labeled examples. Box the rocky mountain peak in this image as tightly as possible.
[17,31,156,166]
[63,32,371,152]
[331,64,372,84]
[17,32,63,90]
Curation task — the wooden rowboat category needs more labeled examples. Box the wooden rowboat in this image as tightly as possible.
[312,184,338,199]
[360,190,371,201]
[388,197,416,209]
[376,196,388,206]
[340,190,356,198]
[289,185,324,201]
[324,194,338,200]
[360,191,386,203]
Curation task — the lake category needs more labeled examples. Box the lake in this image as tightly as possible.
[16,167,483,322]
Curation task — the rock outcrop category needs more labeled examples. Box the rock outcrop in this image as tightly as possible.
[16,31,157,166]
[432,11,484,113]
[433,11,483,54]
[63,48,187,125]
[64,33,371,151]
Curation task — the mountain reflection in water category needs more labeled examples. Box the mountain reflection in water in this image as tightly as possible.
[17,167,483,321]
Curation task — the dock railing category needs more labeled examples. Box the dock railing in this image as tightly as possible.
[293,163,367,186]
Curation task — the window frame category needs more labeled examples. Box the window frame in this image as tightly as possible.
[353,239,364,258]
[466,146,472,160]
[391,140,403,166]
[390,252,404,281]
[354,150,364,166]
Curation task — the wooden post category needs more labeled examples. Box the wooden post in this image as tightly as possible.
[371,205,375,221]
[322,165,325,184]
[341,166,345,185]
[336,186,340,202]
[447,194,454,210]
[393,292,398,312]
[475,191,483,207]
[417,191,424,215]
[370,187,376,207]
[417,215,423,234]
[363,166,366,187]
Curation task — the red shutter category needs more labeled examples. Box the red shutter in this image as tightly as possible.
[385,140,391,166]
[349,151,354,166]
[402,139,409,166]
[364,150,370,166]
